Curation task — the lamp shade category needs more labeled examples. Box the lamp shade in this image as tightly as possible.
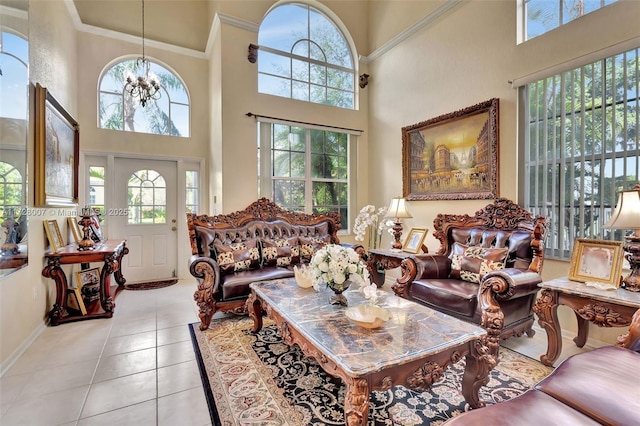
[604,188,640,230]
[384,197,413,219]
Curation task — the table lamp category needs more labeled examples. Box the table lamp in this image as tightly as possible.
[384,197,412,250]
[604,184,640,292]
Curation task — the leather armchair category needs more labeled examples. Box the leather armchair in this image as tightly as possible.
[393,199,547,360]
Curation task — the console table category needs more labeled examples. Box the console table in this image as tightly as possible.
[42,239,128,326]
[533,276,640,366]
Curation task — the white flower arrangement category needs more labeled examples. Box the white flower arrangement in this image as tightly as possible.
[353,205,395,250]
[309,244,370,291]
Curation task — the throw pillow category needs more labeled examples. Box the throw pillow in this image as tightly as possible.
[214,238,261,273]
[299,235,331,263]
[449,242,508,284]
[261,237,300,267]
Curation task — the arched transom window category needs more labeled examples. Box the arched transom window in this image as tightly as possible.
[98,59,190,137]
[127,169,166,224]
[257,3,355,109]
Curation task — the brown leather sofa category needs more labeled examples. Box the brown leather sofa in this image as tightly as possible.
[187,198,362,330]
[393,199,547,360]
[445,308,640,425]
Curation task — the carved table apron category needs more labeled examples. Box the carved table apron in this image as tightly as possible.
[533,276,640,366]
[248,278,493,426]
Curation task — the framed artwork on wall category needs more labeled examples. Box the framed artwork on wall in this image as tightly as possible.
[402,98,499,201]
[34,83,79,207]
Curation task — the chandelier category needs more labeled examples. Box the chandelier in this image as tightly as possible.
[124,0,161,107]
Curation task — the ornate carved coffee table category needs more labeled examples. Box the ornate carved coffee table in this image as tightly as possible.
[247,278,494,426]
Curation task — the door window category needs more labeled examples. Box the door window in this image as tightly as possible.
[127,169,167,224]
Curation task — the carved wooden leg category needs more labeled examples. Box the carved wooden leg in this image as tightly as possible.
[573,314,588,347]
[247,291,263,333]
[42,259,67,326]
[533,289,561,366]
[461,340,494,409]
[344,378,369,426]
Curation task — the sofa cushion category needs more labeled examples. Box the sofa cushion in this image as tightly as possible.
[214,238,261,273]
[534,346,640,426]
[409,278,479,319]
[221,267,294,300]
[449,242,508,283]
[299,235,331,262]
[261,237,300,267]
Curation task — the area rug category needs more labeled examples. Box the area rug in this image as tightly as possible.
[189,316,552,425]
[123,278,177,290]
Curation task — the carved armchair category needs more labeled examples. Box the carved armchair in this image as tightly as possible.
[393,199,547,361]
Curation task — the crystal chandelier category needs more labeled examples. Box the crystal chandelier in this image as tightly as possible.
[124,0,160,107]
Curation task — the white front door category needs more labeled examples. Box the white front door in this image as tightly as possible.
[112,158,177,283]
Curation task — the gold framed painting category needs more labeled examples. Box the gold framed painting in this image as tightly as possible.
[34,83,79,207]
[402,98,499,201]
[568,238,624,287]
[402,228,428,254]
[43,219,64,252]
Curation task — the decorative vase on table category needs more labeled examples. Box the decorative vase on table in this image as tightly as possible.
[327,280,351,306]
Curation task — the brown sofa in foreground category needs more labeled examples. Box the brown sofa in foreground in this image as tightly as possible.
[393,198,547,361]
[187,198,362,330]
[445,308,640,425]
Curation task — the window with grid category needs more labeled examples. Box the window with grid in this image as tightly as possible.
[99,59,190,137]
[88,166,105,217]
[520,0,618,42]
[523,47,639,260]
[258,123,349,227]
[127,169,167,224]
[185,170,199,213]
[257,3,355,109]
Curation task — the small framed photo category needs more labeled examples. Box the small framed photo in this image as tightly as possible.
[403,227,428,254]
[568,238,624,287]
[76,267,101,303]
[43,219,64,252]
[67,217,82,243]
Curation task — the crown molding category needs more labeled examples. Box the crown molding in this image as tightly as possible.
[363,0,465,63]
[0,4,28,19]
[216,12,259,33]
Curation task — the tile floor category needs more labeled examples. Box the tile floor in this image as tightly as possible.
[0,279,602,425]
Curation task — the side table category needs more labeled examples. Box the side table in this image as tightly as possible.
[533,276,640,366]
[366,248,417,288]
[42,239,128,325]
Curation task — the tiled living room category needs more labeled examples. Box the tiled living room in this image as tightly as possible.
[1,0,639,424]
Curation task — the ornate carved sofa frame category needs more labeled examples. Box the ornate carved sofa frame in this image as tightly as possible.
[187,198,361,330]
[393,199,547,361]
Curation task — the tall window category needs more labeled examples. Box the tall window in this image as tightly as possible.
[98,59,190,137]
[258,123,350,227]
[523,47,639,260]
[257,3,355,109]
[185,170,199,213]
[88,166,105,216]
[521,0,618,42]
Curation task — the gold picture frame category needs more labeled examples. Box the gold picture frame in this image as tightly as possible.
[75,267,101,304]
[403,227,428,254]
[402,98,499,201]
[568,238,624,287]
[67,217,82,243]
[34,83,79,207]
[43,219,64,252]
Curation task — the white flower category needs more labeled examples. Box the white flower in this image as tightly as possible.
[309,244,369,290]
[353,205,391,249]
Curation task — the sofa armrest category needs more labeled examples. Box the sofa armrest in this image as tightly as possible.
[392,255,452,298]
[189,255,221,330]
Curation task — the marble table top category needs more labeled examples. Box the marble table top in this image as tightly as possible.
[540,276,640,309]
[250,278,486,376]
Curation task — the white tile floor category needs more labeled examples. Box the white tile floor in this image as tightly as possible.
[0,279,600,426]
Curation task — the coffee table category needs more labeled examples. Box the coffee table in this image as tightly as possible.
[247,278,494,426]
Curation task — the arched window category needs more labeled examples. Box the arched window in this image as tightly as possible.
[127,169,166,224]
[0,162,23,215]
[257,3,355,109]
[98,59,190,137]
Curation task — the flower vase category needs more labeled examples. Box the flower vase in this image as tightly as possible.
[328,281,350,306]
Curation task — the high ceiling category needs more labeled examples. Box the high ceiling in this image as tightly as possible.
[72,0,214,52]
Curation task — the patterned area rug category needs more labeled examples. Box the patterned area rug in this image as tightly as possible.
[189,316,552,426]
[123,279,178,291]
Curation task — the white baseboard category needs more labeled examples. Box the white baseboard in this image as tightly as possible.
[0,320,46,377]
